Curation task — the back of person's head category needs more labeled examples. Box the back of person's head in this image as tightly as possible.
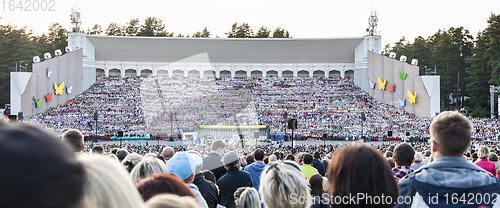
[0,122,84,208]
[489,153,498,162]
[122,153,143,172]
[254,149,265,161]
[116,149,129,162]
[234,187,260,208]
[472,152,478,161]
[62,129,84,152]
[285,154,295,161]
[108,154,120,162]
[393,142,415,167]
[303,154,313,165]
[430,111,472,156]
[131,157,169,183]
[387,158,395,168]
[92,145,104,154]
[202,170,216,183]
[260,162,311,208]
[111,148,119,155]
[384,151,393,158]
[388,144,395,152]
[425,150,431,157]
[222,151,240,167]
[478,146,490,159]
[269,154,277,164]
[313,152,321,159]
[309,173,324,198]
[211,139,226,151]
[414,152,423,163]
[136,174,195,201]
[246,155,254,163]
[328,142,398,208]
[322,159,329,171]
[162,147,175,160]
[77,154,146,208]
[145,194,199,208]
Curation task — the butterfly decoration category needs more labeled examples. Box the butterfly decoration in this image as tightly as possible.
[45,92,52,102]
[35,99,42,108]
[67,86,73,94]
[407,91,416,104]
[398,98,405,107]
[399,71,407,80]
[377,77,386,91]
[388,83,395,92]
[369,80,375,89]
[47,69,52,78]
[54,82,64,95]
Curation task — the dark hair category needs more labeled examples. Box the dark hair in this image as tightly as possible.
[314,152,321,159]
[303,154,313,164]
[285,154,295,161]
[62,129,83,152]
[225,160,238,168]
[430,111,472,156]
[393,143,415,167]
[92,145,104,154]
[322,159,329,171]
[384,151,393,158]
[211,140,226,151]
[246,155,254,163]
[263,157,269,165]
[309,173,324,198]
[328,143,398,208]
[387,158,395,168]
[472,152,478,161]
[116,149,129,162]
[137,174,195,201]
[110,148,119,155]
[489,153,499,162]
[254,149,265,161]
[388,144,395,152]
[202,170,216,183]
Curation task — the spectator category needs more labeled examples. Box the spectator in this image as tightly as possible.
[421,150,431,165]
[299,154,318,179]
[78,154,147,208]
[392,142,415,182]
[202,170,216,183]
[122,153,143,172]
[92,145,104,154]
[130,157,168,183]
[234,187,260,208]
[168,152,208,208]
[328,142,398,208]
[309,173,328,208]
[260,161,311,208]
[268,154,277,164]
[489,153,500,173]
[145,194,199,208]
[162,146,175,165]
[108,154,120,162]
[203,140,227,181]
[217,151,253,208]
[312,152,326,176]
[244,149,266,191]
[246,155,254,166]
[62,129,84,153]
[397,111,500,207]
[475,146,496,175]
[189,151,219,208]
[137,173,195,201]
[285,154,295,161]
[116,149,129,162]
[410,152,423,170]
[0,121,84,208]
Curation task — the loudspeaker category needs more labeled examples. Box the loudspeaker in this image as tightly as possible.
[118,131,124,137]
[406,132,410,136]
[8,115,17,122]
[94,112,98,120]
[288,118,297,130]
[17,111,23,120]
[388,130,393,137]
[360,112,366,122]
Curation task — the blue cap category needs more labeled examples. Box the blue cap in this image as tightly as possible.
[167,152,201,181]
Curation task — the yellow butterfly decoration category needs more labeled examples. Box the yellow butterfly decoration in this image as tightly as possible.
[54,82,65,95]
[377,77,386,90]
[407,91,416,104]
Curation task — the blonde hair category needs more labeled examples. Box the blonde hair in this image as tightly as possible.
[269,154,277,164]
[108,154,120,162]
[130,157,168,183]
[235,187,260,208]
[478,146,490,159]
[77,154,146,208]
[414,152,423,163]
[122,153,143,172]
[430,111,472,156]
[145,194,199,208]
[260,162,311,208]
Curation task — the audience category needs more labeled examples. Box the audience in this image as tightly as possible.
[168,152,208,208]
[475,146,497,175]
[410,152,423,170]
[145,194,200,208]
[62,129,85,153]
[312,152,326,176]
[130,157,168,183]
[202,140,227,181]
[300,153,319,179]
[392,142,415,182]
[217,151,253,208]
[136,173,195,201]
[234,187,260,208]
[244,149,266,191]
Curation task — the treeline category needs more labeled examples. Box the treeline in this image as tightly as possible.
[384,13,500,117]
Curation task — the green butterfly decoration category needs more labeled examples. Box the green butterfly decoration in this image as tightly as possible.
[399,71,407,80]
[36,99,42,108]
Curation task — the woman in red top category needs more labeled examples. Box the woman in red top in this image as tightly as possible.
[474,146,497,175]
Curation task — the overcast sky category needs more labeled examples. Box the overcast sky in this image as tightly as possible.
[1,0,499,47]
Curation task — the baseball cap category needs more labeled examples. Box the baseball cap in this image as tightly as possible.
[222,151,239,165]
[0,122,84,208]
[168,152,202,180]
